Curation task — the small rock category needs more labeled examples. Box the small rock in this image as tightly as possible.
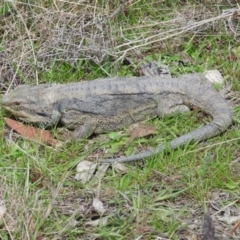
[204,70,224,84]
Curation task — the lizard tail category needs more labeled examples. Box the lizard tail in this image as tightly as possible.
[99,109,232,163]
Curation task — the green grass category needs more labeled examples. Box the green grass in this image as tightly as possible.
[1,0,240,239]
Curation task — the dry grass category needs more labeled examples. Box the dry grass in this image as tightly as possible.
[0,1,239,88]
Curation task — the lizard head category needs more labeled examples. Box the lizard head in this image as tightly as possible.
[0,84,55,124]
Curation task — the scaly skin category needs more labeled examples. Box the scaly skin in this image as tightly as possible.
[0,74,232,163]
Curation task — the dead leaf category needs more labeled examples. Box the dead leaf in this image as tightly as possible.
[112,162,128,174]
[75,160,98,183]
[94,163,110,180]
[85,216,109,227]
[4,117,59,146]
[217,206,240,224]
[127,123,157,145]
[0,200,6,221]
[92,198,106,214]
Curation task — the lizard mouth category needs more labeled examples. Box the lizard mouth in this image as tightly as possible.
[3,106,48,123]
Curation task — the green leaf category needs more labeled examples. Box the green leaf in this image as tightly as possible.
[108,132,120,140]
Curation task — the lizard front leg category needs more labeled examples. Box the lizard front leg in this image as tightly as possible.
[60,112,98,141]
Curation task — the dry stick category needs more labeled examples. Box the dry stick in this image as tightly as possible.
[52,0,60,12]
[231,220,240,235]
[123,18,183,31]
[213,200,238,216]
[116,11,236,50]
[114,10,238,62]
